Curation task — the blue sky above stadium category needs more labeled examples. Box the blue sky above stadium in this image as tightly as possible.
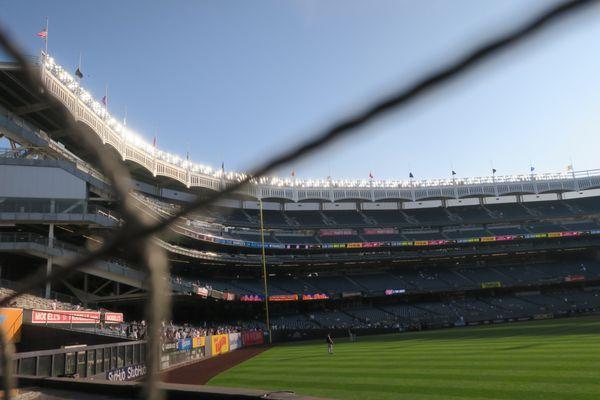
[3,0,600,180]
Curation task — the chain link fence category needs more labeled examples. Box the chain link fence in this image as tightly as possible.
[0,1,598,398]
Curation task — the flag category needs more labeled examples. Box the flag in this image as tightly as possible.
[75,68,83,79]
[566,164,573,172]
[37,29,47,39]
[452,170,456,176]
[369,172,373,179]
[291,169,296,177]
[530,166,535,172]
[409,172,414,179]
[152,136,156,148]
[101,95,107,106]
[492,168,497,174]
[186,151,189,161]
[221,162,225,172]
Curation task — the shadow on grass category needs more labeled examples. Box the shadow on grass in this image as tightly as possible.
[276,316,600,348]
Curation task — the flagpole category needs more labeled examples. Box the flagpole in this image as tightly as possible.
[45,17,49,55]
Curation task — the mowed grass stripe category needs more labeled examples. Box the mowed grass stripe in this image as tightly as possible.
[208,317,600,400]
[229,366,600,383]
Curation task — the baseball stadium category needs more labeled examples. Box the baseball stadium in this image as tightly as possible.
[1,2,600,399]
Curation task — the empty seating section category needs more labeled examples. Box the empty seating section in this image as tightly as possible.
[319,235,362,244]
[448,206,492,223]
[443,229,490,239]
[352,273,405,291]
[405,208,451,225]
[362,210,408,225]
[525,201,572,217]
[135,193,600,249]
[304,276,361,294]
[309,310,360,329]
[276,235,319,244]
[187,261,600,298]
[487,226,528,235]
[269,290,600,331]
[485,203,532,220]
[321,210,365,225]
[562,221,600,230]
[345,307,393,324]
[566,197,600,214]
[403,231,444,241]
[286,211,325,226]
[525,223,563,233]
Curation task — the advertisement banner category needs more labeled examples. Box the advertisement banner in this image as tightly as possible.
[224,292,236,301]
[195,286,209,297]
[161,341,178,353]
[302,293,329,301]
[177,338,192,351]
[228,332,242,350]
[0,308,23,343]
[211,334,230,356]
[31,310,101,324]
[363,228,397,235]
[565,275,585,282]
[319,229,356,237]
[269,294,298,302]
[384,289,406,296]
[241,331,264,347]
[192,337,206,348]
[104,312,124,323]
[106,363,146,381]
[240,294,264,302]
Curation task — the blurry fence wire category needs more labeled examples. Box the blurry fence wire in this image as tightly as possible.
[0,0,598,398]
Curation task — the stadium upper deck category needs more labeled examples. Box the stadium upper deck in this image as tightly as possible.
[2,53,600,204]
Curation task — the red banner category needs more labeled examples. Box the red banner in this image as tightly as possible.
[104,312,124,323]
[31,310,101,324]
[363,228,397,235]
[241,331,264,346]
[269,294,298,302]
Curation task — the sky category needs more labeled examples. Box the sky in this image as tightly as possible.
[2,0,600,181]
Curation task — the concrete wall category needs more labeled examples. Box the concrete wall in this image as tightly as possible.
[0,165,86,199]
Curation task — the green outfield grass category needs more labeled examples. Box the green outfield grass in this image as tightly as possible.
[208,317,600,400]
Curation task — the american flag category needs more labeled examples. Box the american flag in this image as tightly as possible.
[37,29,47,39]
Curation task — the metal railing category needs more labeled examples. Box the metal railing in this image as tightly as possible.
[11,340,145,379]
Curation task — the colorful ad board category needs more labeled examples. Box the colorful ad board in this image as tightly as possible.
[0,308,23,343]
[269,294,299,302]
[211,334,230,356]
[302,293,329,301]
[241,331,264,347]
[384,289,406,296]
[104,312,124,323]
[228,332,242,350]
[31,310,101,324]
[240,294,264,302]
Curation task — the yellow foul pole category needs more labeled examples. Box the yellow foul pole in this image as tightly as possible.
[259,199,272,344]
